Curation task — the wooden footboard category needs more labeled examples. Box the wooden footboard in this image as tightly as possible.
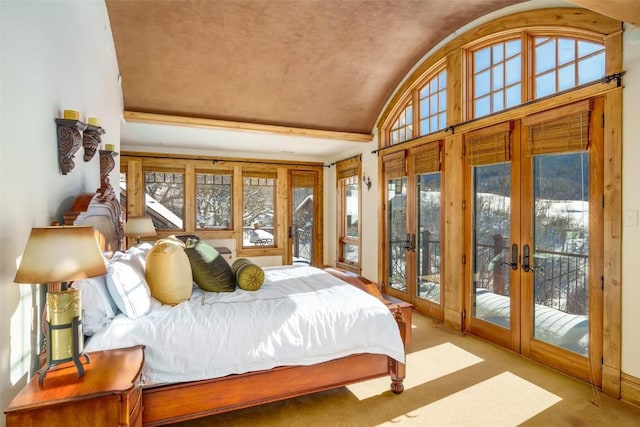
[142,353,401,426]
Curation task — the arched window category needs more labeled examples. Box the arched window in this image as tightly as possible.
[533,36,604,98]
[419,69,447,136]
[471,38,522,118]
[469,33,605,119]
[389,102,413,145]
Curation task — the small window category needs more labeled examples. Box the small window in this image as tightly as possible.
[144,170,184,230]
[340,175,359,265]
[472,38,522,118]
[419,69,447,135]
[243,172,276,247]
[389,102,413,145]
[195,172,232,230]
[336,157,361,270]
[534,36,604,99]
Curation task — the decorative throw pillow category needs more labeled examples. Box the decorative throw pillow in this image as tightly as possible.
[145,239,193,305]
[232,258,265,291]
[106,254,151,319]
[72,275,118,335]
[184,238,235,292]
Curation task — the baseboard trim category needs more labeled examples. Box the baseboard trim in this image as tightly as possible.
[621,372,640,408]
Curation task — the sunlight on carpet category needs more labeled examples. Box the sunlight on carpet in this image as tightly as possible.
[347,342,484,400]
[382,371,562,426]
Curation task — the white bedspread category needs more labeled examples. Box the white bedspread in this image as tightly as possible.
[85,265,405,384]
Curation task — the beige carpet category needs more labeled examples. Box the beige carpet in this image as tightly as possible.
[170,312,640,426]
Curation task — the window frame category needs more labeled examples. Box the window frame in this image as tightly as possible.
[335,156,362,273]
[142,166,187,232]
[194,168,234,231]
[242,170,278,249]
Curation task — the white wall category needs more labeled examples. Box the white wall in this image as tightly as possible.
[622,23,640,379]
[0,1,122,423]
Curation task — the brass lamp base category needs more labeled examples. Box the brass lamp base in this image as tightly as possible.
[39,289,90,384]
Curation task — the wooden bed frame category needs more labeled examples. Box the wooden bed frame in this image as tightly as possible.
[67,192,408,426]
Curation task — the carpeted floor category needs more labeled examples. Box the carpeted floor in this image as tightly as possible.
[170,312,640,426]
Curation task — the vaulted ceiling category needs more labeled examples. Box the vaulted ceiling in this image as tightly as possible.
[105,0,638,156]
[106,0,528,137]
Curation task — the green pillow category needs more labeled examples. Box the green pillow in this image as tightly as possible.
[232,258,265,291]
[184,238,235,292]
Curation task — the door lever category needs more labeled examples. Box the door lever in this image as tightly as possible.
[522,244,530,272]
[501,243,518,270]
[522,244,543,273]
[410,233,416,252]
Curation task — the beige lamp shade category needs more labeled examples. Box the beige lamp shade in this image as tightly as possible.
[14,226,107,287]
[124,216,157,239]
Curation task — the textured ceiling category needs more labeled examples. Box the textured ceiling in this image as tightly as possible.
[105,0,527,136]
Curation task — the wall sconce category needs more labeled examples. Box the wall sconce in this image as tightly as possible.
[13,226,108,383]
[362,174,372,190]
[56,110,87,175]
[83,117,105,162]
[97,146,118,202]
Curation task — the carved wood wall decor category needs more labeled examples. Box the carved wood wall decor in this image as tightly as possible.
[55,118,87,175]
[83,124,105,162]
[98,149,118,202]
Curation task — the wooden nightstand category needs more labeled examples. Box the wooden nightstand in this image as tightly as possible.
[5,345,144,427]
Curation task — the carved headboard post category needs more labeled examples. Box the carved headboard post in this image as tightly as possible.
[65,192,124,256]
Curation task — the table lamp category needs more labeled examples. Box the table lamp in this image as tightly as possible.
[14,226,107,383]
[124,216,156,246]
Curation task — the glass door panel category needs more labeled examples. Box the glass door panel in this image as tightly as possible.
[290,172,316,265]
[416,173,441,303]
[472,163,512,328]
[531,152,589,356]
[387,176,408,292]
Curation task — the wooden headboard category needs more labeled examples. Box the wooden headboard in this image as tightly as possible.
[64,191,124,256]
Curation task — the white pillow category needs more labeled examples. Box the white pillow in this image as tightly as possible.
[72,275,118,336]
[106,254,151,319]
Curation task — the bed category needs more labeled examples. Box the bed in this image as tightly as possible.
[67,192,408,426]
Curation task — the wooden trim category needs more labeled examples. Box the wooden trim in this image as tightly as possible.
[122,151,324,168]
[603,88,623,397]
[621,372,640,408]
[123,111,373,143]
[589,96,605,388]
[443,133,464,330]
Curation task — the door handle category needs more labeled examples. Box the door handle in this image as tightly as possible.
[404,233,411,250]
[288,226,293,239]
[501,243,518,270]
[522,244,530,272]
[410,233,416,252]
[522,244,543,273]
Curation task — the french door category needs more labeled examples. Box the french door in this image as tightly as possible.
[383,141,443,317]
[287,171,320,266]
[464,99,603,384]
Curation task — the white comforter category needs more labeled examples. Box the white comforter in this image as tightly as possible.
[85,265,405,384]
